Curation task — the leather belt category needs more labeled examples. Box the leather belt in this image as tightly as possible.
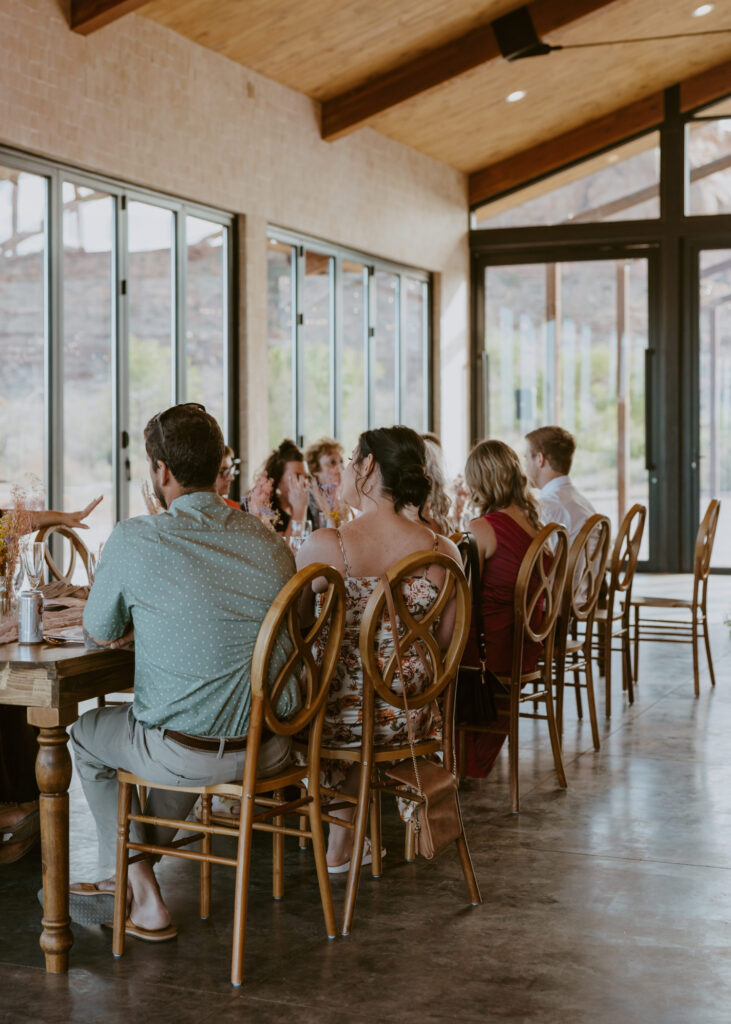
[166,730,254,754]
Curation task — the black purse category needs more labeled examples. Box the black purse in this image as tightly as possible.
[455,533,500,725]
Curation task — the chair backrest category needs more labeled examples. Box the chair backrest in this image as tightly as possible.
[607,504,646,595]
[694,499,721,583]
[34,525,91,584]
[359,550,470,712]
[251,563,346,737]
[512,523,569,680]
[564,514,612,622]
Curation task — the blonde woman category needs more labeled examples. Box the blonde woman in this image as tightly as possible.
[420,434,454,535]
[459,439,544,778]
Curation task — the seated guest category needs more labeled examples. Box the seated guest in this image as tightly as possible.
[459,440,543,778]
[215,445,241,509]
[295,426,461,871]
[304,437,350,528]
[0,496,102,864]
[245,439,311,543]
[524,426,596,543]
[68,404,295,939]
[419,433,454,535]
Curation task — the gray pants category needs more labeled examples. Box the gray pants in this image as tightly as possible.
[70,704,291,877]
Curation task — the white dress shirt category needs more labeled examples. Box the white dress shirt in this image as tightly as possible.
[539,475,596,545]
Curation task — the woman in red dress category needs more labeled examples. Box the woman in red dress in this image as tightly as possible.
[459,440,543,778]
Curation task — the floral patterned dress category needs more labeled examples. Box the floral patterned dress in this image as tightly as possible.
[313,530,443,798]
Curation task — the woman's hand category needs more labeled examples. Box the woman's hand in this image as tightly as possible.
[61,495,103,529]
[288,474,310,522]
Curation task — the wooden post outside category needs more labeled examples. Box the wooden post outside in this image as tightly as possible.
[545,263,562,423]
[616,261,631,525]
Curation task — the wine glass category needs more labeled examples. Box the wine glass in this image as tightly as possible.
[11,557,25,608]
[21,542,44,591]
[289,520,305,552]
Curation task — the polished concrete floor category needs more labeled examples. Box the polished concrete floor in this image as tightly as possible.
[2,574,730,1024]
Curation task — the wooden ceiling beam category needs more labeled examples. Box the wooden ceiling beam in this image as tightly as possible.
[469,93,664,207]
[321,0,618,141]
[69,0,148,35]
[679,59,731,114]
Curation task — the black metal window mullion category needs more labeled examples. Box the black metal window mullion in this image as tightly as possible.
[174,208,187,405]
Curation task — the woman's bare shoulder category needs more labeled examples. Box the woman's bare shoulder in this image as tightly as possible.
[295,526,343,570]
[468,515,498,558]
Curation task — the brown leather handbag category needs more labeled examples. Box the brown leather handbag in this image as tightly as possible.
[380,575,463,860]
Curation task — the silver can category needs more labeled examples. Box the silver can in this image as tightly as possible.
[18,590,44,644]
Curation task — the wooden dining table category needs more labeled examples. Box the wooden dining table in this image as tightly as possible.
[0,639,134,974]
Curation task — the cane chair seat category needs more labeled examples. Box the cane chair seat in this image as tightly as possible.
[630,499,720,696]
[111,563,346,987]
[305,549,480,938]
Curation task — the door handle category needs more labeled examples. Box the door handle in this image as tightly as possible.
[124,458,131,483]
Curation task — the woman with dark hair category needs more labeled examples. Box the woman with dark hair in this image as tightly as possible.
[246,439,310,543]
[459,438,544,778]
[295,425,461,872]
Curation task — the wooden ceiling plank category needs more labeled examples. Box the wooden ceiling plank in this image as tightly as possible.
[70,0,149,35]
[322,0,618,141]
[468,92,664,207]
[679,59,731,114]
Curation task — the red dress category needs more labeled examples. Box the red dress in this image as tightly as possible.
[460,510,542,778]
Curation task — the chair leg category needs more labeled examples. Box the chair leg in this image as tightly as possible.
[112,780,132,958]
[691,613,701,697]
[544,685,567,791]
[622,629,634,705]
[299,787,309,850]
[509,686,520,814]
[369,790,382,878]
[454,833,481,906]
[457,727,467,784]
[632,604,640,682]
[272,789,284,901]
[583,632,601,752]
[404,819,415,863]
[230,789,256,987]
[200,794,211,920]
[703,612,716,687]
[341,766,372,936]
[573,667,583,720]
[306,782,337,940]
[604,623,613,718]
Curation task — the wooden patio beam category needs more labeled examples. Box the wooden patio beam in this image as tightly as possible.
[468,93,665,207]
[69,0,148,35]
[321,0,618,141]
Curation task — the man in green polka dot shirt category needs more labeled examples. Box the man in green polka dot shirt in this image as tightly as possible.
[69,404,296,940]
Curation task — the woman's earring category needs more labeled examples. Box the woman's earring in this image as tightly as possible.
[275,487,282,497]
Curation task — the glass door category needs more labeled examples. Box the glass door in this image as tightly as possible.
[481,254,654,563]
[697,248,731,569]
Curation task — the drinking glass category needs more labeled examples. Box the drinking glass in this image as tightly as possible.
[21,542,45,591]
[289,520,305,552]
[302,521,312,542]
[87,543,104,586]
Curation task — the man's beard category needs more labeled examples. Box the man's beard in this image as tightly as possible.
[152,478,168,510]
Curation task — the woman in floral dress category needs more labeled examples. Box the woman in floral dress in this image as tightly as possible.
[295,426,462,872]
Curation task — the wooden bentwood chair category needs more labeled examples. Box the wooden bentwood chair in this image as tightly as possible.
[112,563,346,987]
[631,499,721,697]
[593,504,646,717]
[453,523,569,813]
[554,515,611,750]
[312,550,480,938]
[34,524,92,584]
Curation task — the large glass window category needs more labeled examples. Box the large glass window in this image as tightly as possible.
[62,182,114,551]
[483,258,650,557]
[698,250,731,567]
[266,230,430,453]
[473,133,661,228]
[0,168,47,509]
[687,100,731,217]
[186,216,227,428]
[0,147,231,529]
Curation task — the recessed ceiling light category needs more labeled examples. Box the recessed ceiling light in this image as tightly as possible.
[692,4,714,16]
[506,90,526,103]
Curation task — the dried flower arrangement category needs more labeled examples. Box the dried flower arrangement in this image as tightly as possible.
[141,479,164,516]
[310,475,351,528]
[0,484,42,613]
[244,471,280,531]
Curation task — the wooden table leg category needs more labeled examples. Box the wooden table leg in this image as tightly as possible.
[28,705,78,975]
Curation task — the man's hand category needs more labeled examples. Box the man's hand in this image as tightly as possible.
[84,625,134,651]
[61,496,103,530]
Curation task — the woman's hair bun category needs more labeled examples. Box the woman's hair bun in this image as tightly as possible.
[356,426,430,516]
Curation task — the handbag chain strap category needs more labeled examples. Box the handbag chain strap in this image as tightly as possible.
[464,533,488,669]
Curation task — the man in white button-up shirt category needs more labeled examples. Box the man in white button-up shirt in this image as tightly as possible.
[524,426,596,544]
